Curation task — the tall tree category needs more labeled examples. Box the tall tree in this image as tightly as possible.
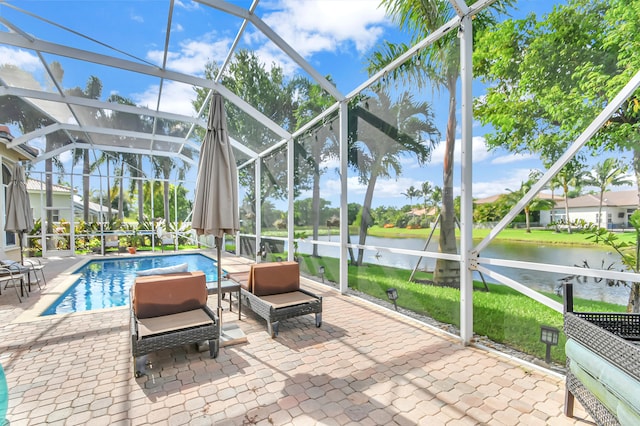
[369,0,514,285]
[348,89,438,265]
[583,158,632,227]
[294,78,337,257]
[193,50,306,231]
[555,160,588,234]
[475,0,640,213]
[505,172,554,233]
[68,76,103,223]
[402,185,421,206]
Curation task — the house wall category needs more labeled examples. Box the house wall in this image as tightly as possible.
[540,206,634,228]
[29,191,74,223]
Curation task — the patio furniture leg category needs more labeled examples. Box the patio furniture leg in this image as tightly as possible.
[134,355,148,378]
[209,339,219,358]
[315,313,322,327]
[268,321,279,338]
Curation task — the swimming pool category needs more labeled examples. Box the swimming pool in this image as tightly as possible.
[42,253,221,316]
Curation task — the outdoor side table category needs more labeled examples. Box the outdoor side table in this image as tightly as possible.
[206,279,241,320]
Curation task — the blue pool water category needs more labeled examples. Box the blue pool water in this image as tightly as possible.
[42,253,221,316]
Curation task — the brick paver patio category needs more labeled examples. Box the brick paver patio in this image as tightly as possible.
[0,252,592,425]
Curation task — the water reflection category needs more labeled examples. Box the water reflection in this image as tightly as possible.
[297,236,630,306]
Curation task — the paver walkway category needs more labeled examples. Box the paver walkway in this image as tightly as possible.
[0,252,592,425]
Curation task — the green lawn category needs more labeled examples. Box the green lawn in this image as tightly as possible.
[264,225,636,247]
[296,254,626,365]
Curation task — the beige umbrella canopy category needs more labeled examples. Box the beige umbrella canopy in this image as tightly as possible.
[192,92,239,326]
[4,163,34,264]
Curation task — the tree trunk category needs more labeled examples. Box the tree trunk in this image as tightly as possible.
[106,160,113,222]
[628,282,640,313]
[163,178,170,222]
[83,150,90,223]
[634,148,640,208]
[563,189,572,234]
[433,85,459,286]
[118,160,124,220]
[356,173,378,266]
[597,190,604,228]
[525,206,531,233]
[137,155,144,223]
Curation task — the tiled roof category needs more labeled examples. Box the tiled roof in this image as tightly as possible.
[26,178,74,194]
[561,189,638,208]
[474,192,559,205]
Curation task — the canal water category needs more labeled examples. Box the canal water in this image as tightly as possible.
[297,235,630,306]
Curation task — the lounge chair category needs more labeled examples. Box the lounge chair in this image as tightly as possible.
[130,271,219,377]
[0,266,27,302]
[229,261,322,337]
[0,258,45,291]
[156,223,176,252]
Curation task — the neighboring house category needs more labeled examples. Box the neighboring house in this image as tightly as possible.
[474,192,559,205]
[1,125,38,256]
[26,178,118,223]
[540,189,638,229]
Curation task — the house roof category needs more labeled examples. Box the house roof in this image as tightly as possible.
[26,178,74,194]
[0,125,38,160]
[560,189,638,208]
[474,192,559,205]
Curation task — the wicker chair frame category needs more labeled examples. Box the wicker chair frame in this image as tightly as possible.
[130,304,219,377]
[241,288,322,337]
[563,283,640,425]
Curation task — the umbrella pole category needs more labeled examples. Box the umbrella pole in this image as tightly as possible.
[19,231,24,265]
[216,236,223,330]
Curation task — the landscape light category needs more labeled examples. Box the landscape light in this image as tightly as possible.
[540,325,560,364]
[386,288,399,311]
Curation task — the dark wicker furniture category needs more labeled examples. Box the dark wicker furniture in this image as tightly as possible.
[563,283,640,425]
[230,261,322,337]
[130,272,219,377]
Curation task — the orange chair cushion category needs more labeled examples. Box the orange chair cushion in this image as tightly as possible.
[249,261,300,296]
[132,271,207,319]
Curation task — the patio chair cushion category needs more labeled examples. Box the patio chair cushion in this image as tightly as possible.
[132,271,207,319]
[249,261,300,296]
[259,291,319,309]
[136,262,188,276]
[227,271,250,291]
[136,309,214,338]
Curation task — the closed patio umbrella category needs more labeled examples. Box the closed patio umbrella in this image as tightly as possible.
[4,163,34,265]
[193,92,240,340]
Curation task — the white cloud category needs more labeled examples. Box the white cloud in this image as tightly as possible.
[131,81,197,116]
[259,0,388,56]
[470,168,535,199]
[130,12,144,23]
[147,34,231,75]
[491,152,538,165]
[240,0,389,76]
[1,47,41,71]
[430,136,491,165]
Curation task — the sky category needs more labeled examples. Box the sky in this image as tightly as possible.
[2,0,636,211]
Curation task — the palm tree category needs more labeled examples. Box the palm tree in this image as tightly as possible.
[583,158,632,228]
[556,160,587,234]
[369,0,514,285]
[431,185,443,216]
[402,185,421,206]
[68,76,103,223]
[151,155,176,222]
[505,176,554,233]
[420,181,432,209]
[349,89,438,265]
